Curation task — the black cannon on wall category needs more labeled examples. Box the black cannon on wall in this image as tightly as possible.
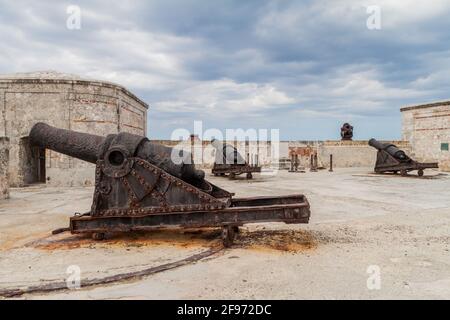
[30,123,310,246]
[211,139,261,179]
[341,123,353,141]
[368,138,438,176]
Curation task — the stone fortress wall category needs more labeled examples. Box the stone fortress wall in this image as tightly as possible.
[0,71,148,187]
[152,138,412,170]
[401,101,450,171]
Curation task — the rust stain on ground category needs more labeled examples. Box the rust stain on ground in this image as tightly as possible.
[236,230,317,253]
[16,228,317,254]
[28,228,222,251]
[0,231,52,251]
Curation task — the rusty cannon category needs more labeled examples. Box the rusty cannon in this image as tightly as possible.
[211,139,261,179]
[368,138,438,176]
[340,123,353,141]
[30,123,310,246]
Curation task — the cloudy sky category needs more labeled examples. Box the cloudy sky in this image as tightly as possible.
[0,0,449,140]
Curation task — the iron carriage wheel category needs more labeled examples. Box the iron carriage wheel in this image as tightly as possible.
[221,225,237,247]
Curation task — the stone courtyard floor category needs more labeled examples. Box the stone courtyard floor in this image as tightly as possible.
[0,168,449,299]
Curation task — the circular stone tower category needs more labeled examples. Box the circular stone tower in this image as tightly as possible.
[0,71,148,187]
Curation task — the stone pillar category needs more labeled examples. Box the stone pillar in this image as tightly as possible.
[0,137,10,199]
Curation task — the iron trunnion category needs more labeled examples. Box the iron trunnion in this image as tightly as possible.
[29,123,310,247]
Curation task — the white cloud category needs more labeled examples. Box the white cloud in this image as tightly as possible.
[371,0,450,27]
[153,78,295,116]
[329,69,424,100]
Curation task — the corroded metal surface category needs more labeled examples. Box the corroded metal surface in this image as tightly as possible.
[369,138,438,176]
[30,122,205,185]
[340,123,353,141]
[30,122,105,164]
[29,123,310,246]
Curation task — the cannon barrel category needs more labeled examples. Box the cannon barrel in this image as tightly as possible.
[211,139,245,165]
[368,138,386,151]
[30,123,105,164]
[29,123,205,183]
[369,138,409,162]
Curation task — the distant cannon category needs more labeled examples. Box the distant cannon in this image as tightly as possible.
[368,138,438,176]
[211,139,261,179]
[341,123,353,141]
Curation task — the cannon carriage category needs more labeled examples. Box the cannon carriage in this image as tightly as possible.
[29,123,310,247]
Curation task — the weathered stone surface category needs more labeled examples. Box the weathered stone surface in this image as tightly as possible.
[401,101,450,171]
[318,140,411,169]
[0,137,9,199]
[152,139,411,169]
[0,71,148,187]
